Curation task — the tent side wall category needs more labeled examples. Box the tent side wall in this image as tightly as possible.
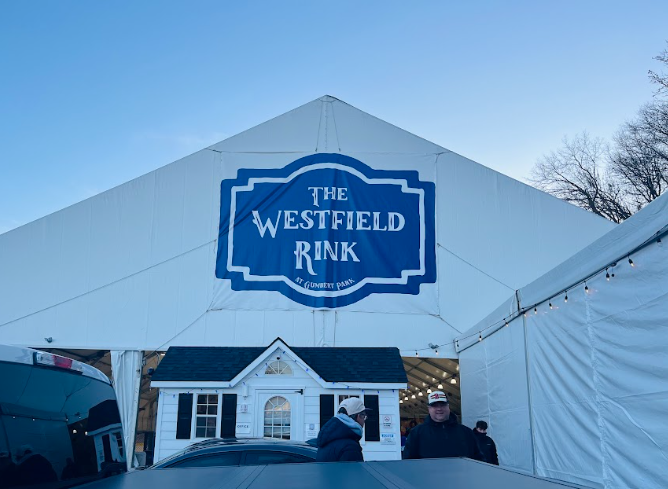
[459,319,533,474]
[460,237,668,489]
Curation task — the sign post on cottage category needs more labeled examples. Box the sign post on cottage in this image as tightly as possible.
[381,433,396,445]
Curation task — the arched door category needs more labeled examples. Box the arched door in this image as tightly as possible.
[263,396,291,440]
[255,391,301,441]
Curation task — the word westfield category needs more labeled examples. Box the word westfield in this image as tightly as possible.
[250,186,406,276]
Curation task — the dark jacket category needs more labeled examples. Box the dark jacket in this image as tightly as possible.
[316,415,364,462]
[403,413,484,461]
[473,430,499,465]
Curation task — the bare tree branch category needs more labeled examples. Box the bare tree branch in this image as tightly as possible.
[529,133,632,223]
[531,43,668,223]
[649,41,668,97]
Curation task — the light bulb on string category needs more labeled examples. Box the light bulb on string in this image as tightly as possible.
[427,389,432,394]
[418,391,423,397]
[415,351,419,357]
[438,384,443,389]
[584,283,589,293]
[606,269,610,281]
[549,302,553,309]
[505,320,509,327]
[628,257,635,267]
[435,349,439,355]
[534,307,537,315]
[411,394,416,399]
[478,332,482,342]
[564,293,568,303]
[404,396,408,401]
[450,377,457,385]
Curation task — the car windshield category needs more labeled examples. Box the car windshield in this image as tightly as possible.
[0,359,125,488]
[152,439,316,468]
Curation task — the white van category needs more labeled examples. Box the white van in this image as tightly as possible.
[0,345,126,488]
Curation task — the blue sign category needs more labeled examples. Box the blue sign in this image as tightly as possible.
[215,153,436,308]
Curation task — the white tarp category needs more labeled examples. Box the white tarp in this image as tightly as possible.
[458,194,668,488]
[0,96,614,357]
[111,350,143,470]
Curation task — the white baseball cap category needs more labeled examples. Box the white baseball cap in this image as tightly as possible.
[428,391,449,405]
[339,397,370,416]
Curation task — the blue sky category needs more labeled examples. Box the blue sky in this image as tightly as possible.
[1,1,666,233]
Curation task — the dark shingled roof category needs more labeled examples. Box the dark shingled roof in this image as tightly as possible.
[152,341,407,384]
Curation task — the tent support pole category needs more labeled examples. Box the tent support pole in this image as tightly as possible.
[522,311,538,475]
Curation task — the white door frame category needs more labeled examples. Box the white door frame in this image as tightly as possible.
[254,388,305,441]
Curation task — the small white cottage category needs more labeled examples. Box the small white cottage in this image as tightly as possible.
[150,338,407,462]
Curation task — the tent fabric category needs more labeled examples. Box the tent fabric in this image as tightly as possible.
[0,96,614,356]
[111,350,143,470]
[458,193,668,488]
[458,191,668,351]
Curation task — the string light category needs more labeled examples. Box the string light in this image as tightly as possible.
[606,269,610,281]
[427,388,432,394]
[415,351,419,357]
[404,396,408,401]
[549,302,553,309]
[534,307,537,314]
[450,377,457,385]
[435,349,439,355]
[411,394,416,399]
[564,293,568,303]
[418,391,423,397]
[437,384,443,389]
[478,332,482,342]
[505,320,509,327]
[584,283,589,293]
[628,257,635,267]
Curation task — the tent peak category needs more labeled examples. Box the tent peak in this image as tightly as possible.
[318,94,343,103]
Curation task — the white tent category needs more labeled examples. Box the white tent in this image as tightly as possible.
[0,95,613,354]
[457,193,668,488]
[0,95,615,464]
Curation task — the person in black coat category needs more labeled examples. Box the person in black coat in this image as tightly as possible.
[473,420,499,465]
[316,397,370,462]
[404,391,483,461]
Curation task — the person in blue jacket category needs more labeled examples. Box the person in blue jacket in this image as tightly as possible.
[316,397,370,462]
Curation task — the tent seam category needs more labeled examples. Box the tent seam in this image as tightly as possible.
[585,282,611,488]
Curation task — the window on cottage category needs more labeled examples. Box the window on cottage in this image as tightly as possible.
[263,396,291,440]
[114,431,124,457]
[338,394,357,405]
[195,394,219,438]
[265,360,292,375]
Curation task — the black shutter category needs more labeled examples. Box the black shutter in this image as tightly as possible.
[221,394,237,438]
[364,395,380,442]
[319,394,335,430]
[175,393,193,440]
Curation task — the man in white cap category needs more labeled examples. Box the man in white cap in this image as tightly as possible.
[404,391,483,461]
[316,397,370,462]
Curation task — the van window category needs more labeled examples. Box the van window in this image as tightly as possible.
[0,360,125,488]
